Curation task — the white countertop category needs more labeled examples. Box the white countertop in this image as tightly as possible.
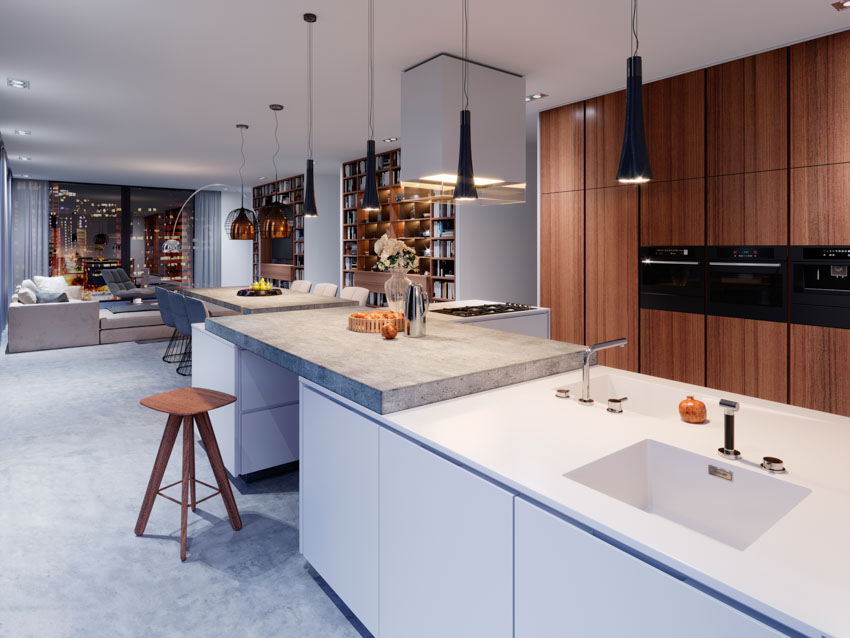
[381,366,850,637]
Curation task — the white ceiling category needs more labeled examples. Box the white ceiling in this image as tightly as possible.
[1,0,848,190]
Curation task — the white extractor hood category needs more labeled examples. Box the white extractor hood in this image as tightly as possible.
[400,54,526,204]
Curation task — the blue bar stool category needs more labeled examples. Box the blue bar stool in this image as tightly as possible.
[155,287,185,363]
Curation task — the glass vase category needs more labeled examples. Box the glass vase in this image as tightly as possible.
[384,269,411,313]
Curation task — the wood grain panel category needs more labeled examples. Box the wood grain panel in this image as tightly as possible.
[706,316,787,403]
[790,324,850,417]
[643,70,705,182]
[790,163,850,245]
[540,103,585,194]
[585,186,639,370]
[540,192,584,344]
[640,309,705,386]
[586,91,626,189]
[790,29,850,167]
[706,49,787,176]
[706,170,788,245]
[640,179,705,246]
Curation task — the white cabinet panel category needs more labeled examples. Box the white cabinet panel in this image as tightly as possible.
[239,349,299,412]
[380,429,514,638]
[514,498,784,638]
[239,404,299,475]
[300,385,380,636]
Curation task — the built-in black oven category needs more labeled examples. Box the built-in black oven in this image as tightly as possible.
[707,246,787,322]
[639,246,704,313]
[790,246,850,329]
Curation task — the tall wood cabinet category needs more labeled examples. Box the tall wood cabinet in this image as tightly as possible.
[706,170,788,245]
[790,162,850,245]
[585,91,626,189]
[640,178,704,245]
[540,103,584,194]
[790,324,850,417]
[640,309,705,386]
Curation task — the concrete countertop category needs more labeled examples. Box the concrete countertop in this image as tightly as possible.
[205,306,587,414]
[184,286,357,314]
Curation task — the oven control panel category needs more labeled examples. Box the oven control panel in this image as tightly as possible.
[712,246,780,260]
[800,246,850,260]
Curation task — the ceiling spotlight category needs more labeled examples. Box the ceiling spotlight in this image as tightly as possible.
[525,92,548,102]
[7,78,30,89]
[383,137,399,143]
[21,174,31,178]
[18,156,32,161]
[14,129,31,136]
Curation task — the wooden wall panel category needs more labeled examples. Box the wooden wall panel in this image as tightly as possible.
[640,309,705,386]
[643,70,705,182]
[706,170,788,245]
[790,30,850,167]
[540,192,584,343]
[706,49,788,175]
[790,324,850,417]
[790,163,850,245]
[640,178,705,246]
[585,91,626,190]
[540,103,585,194]
[585,186,639,370]
[706,316,787,403]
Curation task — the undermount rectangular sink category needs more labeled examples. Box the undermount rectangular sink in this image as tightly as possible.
[564,440,811,550]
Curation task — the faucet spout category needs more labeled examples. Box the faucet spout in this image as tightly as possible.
[579,338,628,405]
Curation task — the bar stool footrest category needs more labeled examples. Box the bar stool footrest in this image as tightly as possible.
[156,478,221,506]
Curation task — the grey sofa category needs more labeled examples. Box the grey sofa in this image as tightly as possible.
[101,268,156,301]
[8,300,101,353]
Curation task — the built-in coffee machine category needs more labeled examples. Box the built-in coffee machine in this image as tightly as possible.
[790,246,850,329]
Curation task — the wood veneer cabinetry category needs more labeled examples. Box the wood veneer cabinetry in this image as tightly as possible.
[706,316,787,404]
[540,192,584,343]
[585,186,639,371]
[706,49,787,176]
[790,163,850,245]
[790,30,850,168]
[706,170,788,245]
[640,309,705,386]
[540,103,584,194]
[640,178,705,245]
[585,91,626,189]
[790,324,850,417]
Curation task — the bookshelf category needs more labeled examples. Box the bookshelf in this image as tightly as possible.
[251,174,305,286]
[342,148,457,307]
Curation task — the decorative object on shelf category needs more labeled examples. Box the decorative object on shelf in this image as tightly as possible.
[403,281,430,338]
[375,233,420,312]
[163,183,229,253]
[453,0,478,202]
[225,124,256,240]
[259,104,292,239]
[381,322,398,339]
[348,310,404,333]
[303,12,319,217]
[237,287,282,297]
[616,0,652,184]
[678,395,707,424]
[361,0,380,211]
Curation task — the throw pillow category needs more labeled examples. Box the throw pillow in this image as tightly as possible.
[35,290,69,304]
[21,279,38,292]
[66,285,83,300]
[33,275,69,293]
[17,288,37,304]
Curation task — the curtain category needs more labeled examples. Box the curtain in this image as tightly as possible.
[193,189,221,288]
[10,179,50,287]
[0,145,11,330]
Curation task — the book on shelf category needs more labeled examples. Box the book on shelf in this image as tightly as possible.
[433,220,455,237]
[432,239,455,258]
[433,202,455,218]
[433,280,455,299]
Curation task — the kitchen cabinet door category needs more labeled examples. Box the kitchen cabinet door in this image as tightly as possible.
[790,163,850,245]
[707,49,787,175]
[640,178,705,246]
[540,102,584,194]
[706,316,787,404]
[586,90,626,189]
[515,498,785,638]
[790,324,850,417]
[643,70,705,182]
[540,191,584,343]
[790,29,850,167]
[380,428,514,638]
[586,185,639,371]
[706,170,788,245]
[640,309,705,386]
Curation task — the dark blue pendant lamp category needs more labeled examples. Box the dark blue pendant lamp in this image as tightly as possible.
[616,0,652,184]
[303,13,319,217]
[453,0,478,201]
[361,0,381,211]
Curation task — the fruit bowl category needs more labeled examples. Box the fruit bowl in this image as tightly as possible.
[237,288,282,297]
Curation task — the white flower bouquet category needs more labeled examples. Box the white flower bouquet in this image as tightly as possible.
[374,233,420,272]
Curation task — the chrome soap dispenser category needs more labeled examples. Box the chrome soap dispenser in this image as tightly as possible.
[404,282,429,338]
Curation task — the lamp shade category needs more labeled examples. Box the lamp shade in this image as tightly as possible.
[303,159,318,217]
[260,201,292,239]
[162,238,181,253]
[361,139,381,211]
[452,109,478,201]
[227,207,256,240]
[616,56,652,184]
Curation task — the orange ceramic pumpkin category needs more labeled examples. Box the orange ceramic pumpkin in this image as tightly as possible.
[381,322,398,340]
[679,395,707,423]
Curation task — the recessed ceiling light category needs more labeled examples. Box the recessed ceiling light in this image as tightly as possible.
[525,92,548,102]
[7,78,30,89]
[14,129,31,136]
[18,156,32,161]
[21,174,31,178]
[832,0,850,10]
[383,137,399,143]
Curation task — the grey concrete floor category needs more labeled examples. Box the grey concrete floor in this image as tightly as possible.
[0,334,368,638]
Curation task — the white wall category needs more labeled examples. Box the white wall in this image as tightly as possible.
[456,138,538,305]
[219,190,253,286]
[303,171,341,290]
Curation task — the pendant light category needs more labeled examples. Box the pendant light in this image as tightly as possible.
[360,0,381,211]
[303,12,319,217]
[260,104,292,239]
[452,0,478,202]
[616,0,652,184]
[226,124,256,240]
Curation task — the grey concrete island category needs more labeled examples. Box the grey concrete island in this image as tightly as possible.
[184,286,358,315]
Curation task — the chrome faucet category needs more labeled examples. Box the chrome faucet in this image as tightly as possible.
[718,398,741,459]
[578,338,628,405]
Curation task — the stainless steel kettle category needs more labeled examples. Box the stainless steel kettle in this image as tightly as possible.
[403,282,429,337]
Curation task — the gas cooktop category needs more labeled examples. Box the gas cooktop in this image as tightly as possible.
[432,303,535,318]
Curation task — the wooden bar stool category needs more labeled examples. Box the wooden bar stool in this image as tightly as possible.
[135,387,242,561]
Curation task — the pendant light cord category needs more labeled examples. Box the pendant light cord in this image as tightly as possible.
[239,127,246,209]
[462,0,469,109]
[272,109,280,184]
[308,20,314,160]
[367,0,374,140]
[631,0,639,57]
